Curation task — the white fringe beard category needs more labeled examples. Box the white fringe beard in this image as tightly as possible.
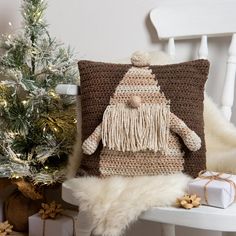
[102,103,170,153]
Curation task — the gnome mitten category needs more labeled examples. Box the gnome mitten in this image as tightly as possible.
[170,113,201,151]
[82,124,102,155]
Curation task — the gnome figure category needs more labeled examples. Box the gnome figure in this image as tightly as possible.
[82,51,201,176]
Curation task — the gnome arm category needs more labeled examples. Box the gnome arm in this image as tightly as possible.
[170,113,201,151]
[82,123,102,155]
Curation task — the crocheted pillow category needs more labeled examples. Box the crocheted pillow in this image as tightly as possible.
[78,52,209,178]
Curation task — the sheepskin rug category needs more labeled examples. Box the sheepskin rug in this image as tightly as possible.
[71,173,191,236]
[205,94,236,173]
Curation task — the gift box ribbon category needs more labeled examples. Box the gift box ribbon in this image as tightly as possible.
[198,171,236,204]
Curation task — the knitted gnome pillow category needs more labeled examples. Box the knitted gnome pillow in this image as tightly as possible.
[78,52,209,178]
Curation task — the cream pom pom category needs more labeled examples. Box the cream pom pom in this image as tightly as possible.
[131,51,151,67]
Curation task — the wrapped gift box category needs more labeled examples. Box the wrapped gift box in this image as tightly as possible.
[188,171,236,208]
[29,210,78,236]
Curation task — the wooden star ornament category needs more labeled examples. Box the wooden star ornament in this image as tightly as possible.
[0,221,13,236]
[176,194,201,209]
[39,201,63,219]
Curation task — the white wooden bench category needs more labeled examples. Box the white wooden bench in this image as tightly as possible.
[58,0,236,235]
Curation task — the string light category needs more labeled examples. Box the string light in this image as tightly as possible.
[48,65,58,73]
[48,89,59,99]
[8,22,12,27]
[44,166,49,170]
[22,100,27,105]
[53,127,58,132]
[9,132,17,137]
[49,91,56,97]
[0,99,7,108]
[12,173,20,179]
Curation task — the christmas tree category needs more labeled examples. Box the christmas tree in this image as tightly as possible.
[0,0,77,187]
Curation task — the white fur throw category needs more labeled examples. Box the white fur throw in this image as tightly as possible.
[72,173,191,236]
[205,94,236,173]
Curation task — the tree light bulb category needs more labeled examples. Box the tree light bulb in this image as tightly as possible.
[9,132,17,137]
[8,22,12,27]
[44,166,49,170]
[0,99,7,108]
[49,90,57,98]
[12,173,20,179]
[54,127,58,132]
[22,100,27,105]
[8,34,11,39]
[43,127,46,132]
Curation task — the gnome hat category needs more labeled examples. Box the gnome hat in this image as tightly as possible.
[110,51,168,106]
[102,51,170,153]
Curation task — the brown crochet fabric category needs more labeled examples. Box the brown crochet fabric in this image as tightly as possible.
[78,58,209,178]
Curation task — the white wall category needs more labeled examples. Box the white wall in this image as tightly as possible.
[0,1,235,235]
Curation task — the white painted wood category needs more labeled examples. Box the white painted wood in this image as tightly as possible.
[161,223,175,236]
[167,38,175,60]
[55,84,78,95]
[140,204,236,232]
[221,33,236,121]
[198,35,208,59]
[150,0,236,40]
[62,179,79,206]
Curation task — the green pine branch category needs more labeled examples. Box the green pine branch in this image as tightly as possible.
[0,0,78,185]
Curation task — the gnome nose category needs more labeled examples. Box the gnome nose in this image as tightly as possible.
[128,96,142,108]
